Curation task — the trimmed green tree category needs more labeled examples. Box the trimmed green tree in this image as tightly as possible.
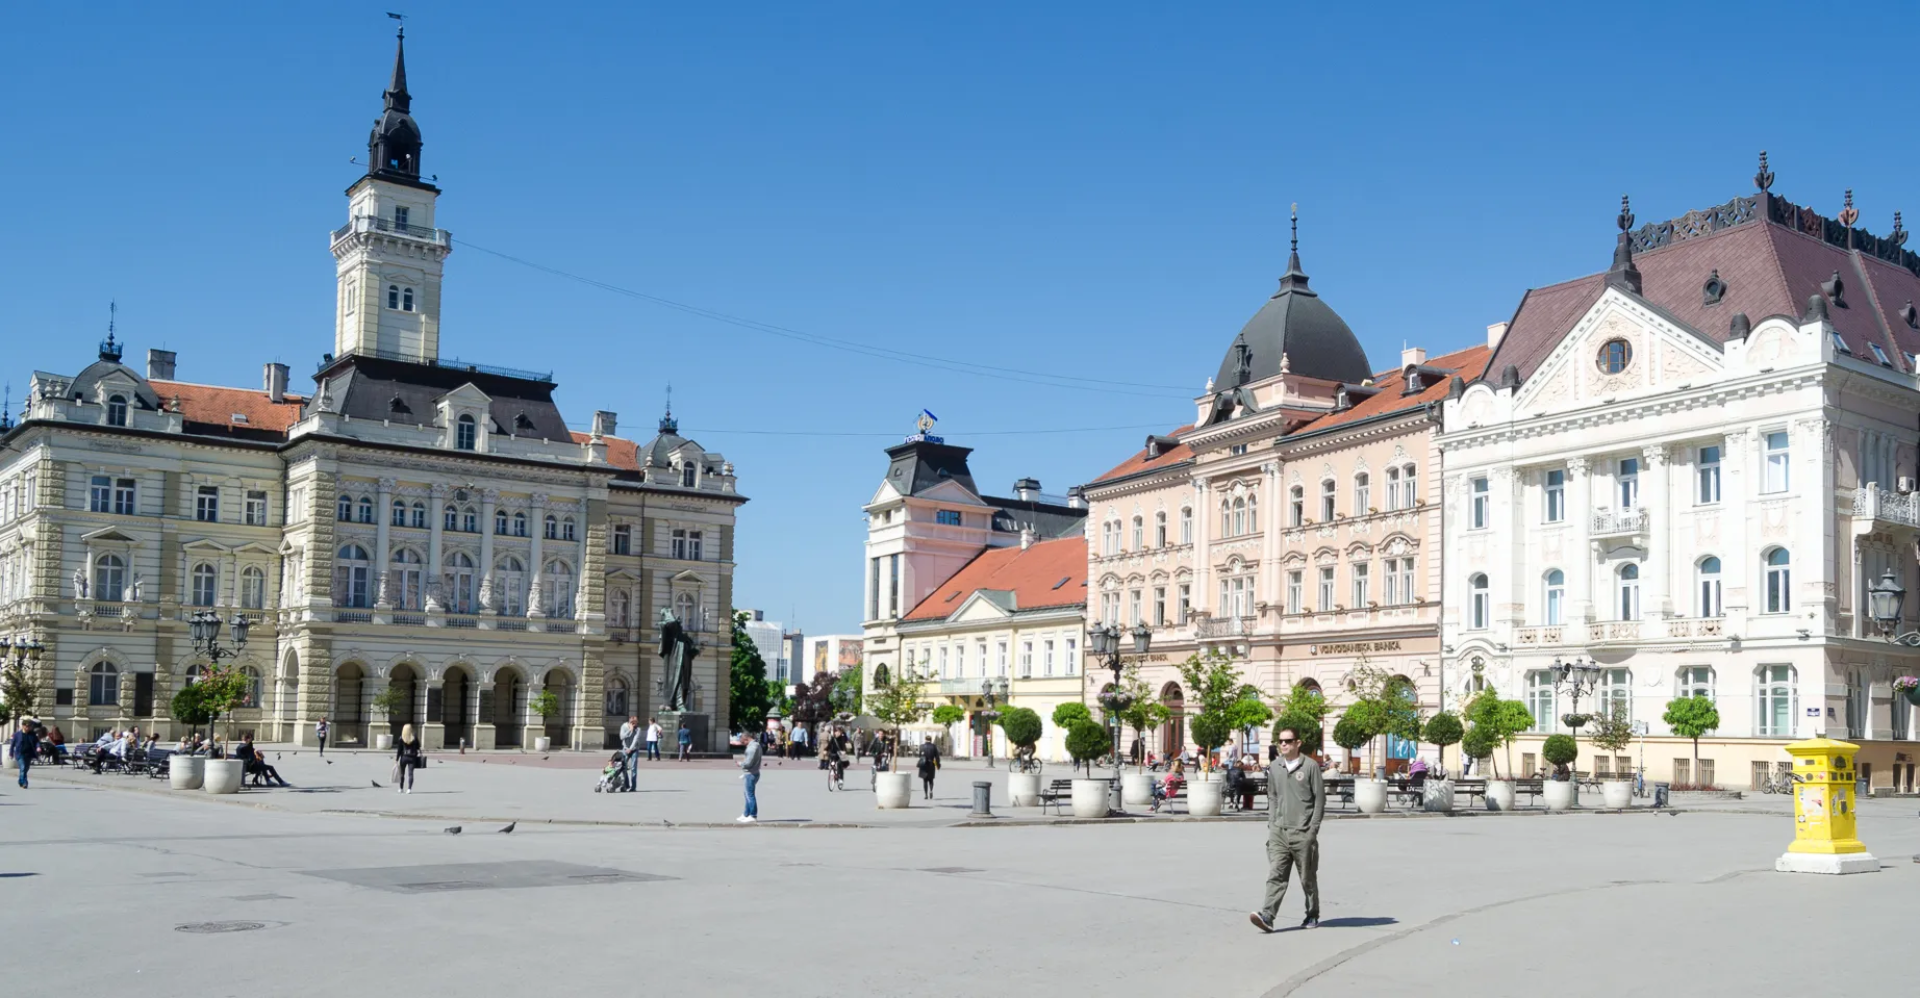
[1465,685,1534,779]
[728,611,773,733]
[1460,723,1498,771]
[169,682,216,739]
[999,706,1043,768]
[2,661,42,724]
[931,704,966,727]
[193,666,251,745]
[1423,710,1463,772]
[1588,701,1635,773]
[1662,696,1722,788]
[1065,718,1109,776]
[1227,687,1274,753]
[1274,681,1329,758]
[1331,709,1373,774]
[1188,712,1231,771]
[1541,733,1579,775]
[1176,650,1245,772]
[1052,702,1093,729]
[1113,664,1170,771]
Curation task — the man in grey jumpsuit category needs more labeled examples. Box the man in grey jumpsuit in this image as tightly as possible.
[1250,725,1323,931]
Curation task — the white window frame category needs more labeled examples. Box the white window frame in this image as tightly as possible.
[1317,567,1335,612]
[1618,563,1641,621]
[1763,548,1790,614]
[1544,570,1564,625]
[1544,469,1565,523]
[1617,457,1639,507]
[1763,430,1790,493]
[1697,445,1722,504]
[1697,557,1723,617]
[1468,574,1489,629]
[1287,570,1303,615]
[1469,477,1489,530]
[1755,665,1796,737]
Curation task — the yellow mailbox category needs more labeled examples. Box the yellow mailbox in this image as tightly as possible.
[1774,737,1878,875]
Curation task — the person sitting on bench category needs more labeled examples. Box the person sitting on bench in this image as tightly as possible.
[235,736,289,787]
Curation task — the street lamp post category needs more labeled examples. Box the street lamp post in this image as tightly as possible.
[187,610,252,738]
[1087,621,1151,814]
[1867,569,1920,643]
[977,676,1008,768]
[1551,655,1602,747]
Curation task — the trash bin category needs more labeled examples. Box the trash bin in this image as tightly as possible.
[1653,781,1670,809]
[970,780,993,817]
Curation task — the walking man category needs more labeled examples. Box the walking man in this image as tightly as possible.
[1250,726,1324,932]
[316,717,329,757]
[10,718,36,789]
[736,726,763,823]
[676,722,692,761]
[619,715,642,792]
[645,717,662,761]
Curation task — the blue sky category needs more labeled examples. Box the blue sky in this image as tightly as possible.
[4,2,1916,637]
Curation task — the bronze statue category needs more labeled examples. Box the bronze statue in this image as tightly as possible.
[658,607,700,711]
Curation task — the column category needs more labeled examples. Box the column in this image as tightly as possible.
[1722,429,1750,634]
[372,477,395,607]
[1566,457,1593,624]
[477,489,497,618]
[223,552,239,608]
[1260,462,1280,616]
[1192,480,1211,615]
[426,484,446,612]
[1643,445,1670,620]
[575,508,590,621]
[527,494,547,618]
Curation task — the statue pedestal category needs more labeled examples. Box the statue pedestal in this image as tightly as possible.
[655,710,709,756]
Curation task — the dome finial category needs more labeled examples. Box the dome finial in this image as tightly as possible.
[1755,150,1774,193]
[1278,203,1310,294]
[1607,195,1642,295]
[98,300,123,362]
[659,383,678,434]
[1290,202,1299,255]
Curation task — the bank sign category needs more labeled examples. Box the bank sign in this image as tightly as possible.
[1308,641,1403,656]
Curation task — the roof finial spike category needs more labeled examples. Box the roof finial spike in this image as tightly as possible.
[1839,188,1859,228]
[1277,203,1310,294]
[1755,150,1774,193]
[1607,195,1642,295]
[1289,202,1299,254]
[659,383,677,434]
[1893,211,1908,248]
[1616,194,1634,232]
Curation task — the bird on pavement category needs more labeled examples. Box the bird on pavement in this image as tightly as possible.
[542,755,551,761]
[444,826,462,835]
[326,759,334,765]
[371,780,382,788]
[498,822,516,834]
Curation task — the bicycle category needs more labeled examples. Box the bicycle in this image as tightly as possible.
[1006,752,1042,775]
[1760,772,1798,794]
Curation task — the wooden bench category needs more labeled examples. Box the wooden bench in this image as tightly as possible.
[1037,779,1076,815]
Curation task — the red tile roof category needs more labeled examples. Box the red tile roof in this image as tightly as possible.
[150,380,306,434]
[1089,424,1194,485]
[1293,344,1491,433]
[902,535,1088,621]
[570,430,641,471]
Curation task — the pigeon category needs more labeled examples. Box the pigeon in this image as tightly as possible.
[497,822,516,834]
[276,753,282,760]
[326,759,334,765]
[542,755,551,761]
[371,780,382,788]
[444,826,462,835]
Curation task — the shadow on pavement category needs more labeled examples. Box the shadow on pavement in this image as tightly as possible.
[1317,916,1397,929]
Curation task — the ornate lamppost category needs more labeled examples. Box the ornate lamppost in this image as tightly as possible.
[1087,621,1151,813]
[1551,654,1602,741]
[187,610,251,737]
[1867,569,1920,643]
[977,675,1008,768]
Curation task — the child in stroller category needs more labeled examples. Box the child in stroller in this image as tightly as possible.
[594,751,627,793]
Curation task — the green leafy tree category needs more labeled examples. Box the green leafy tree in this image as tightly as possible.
[1588,701,1636,764]
[1,661,41,724]
[192,666,251,743]
[1460,724,1498,769]
[1052,702,1093,729]
[1341,661,1422,775]
[169,682,215,736]
[1541,733,1579,772]
[1227,686,1274,749]
[1112,665,1169,771]
[1274,682,1329,757]
[1423,711,1463,771]
[1662,696,1722,787]
[867,671,930,744]
[1189,712,1231,765]
[999,706,1043,767]
[828,663,865,717]
[528,688,561,721]
[1331,710,1373,773]
[1465,685,1533,779]
[1176,650,1245,771]
[1065,719,1109,775]
[728,610,773,733]
[931,704,967,727]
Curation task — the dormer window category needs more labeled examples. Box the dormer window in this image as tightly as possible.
[106,394,128,427]
[514,412,535,431]
[455,413,477,450]
[681,464,697,487]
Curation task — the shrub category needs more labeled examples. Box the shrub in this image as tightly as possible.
[1332,710,1373,757]
[1273,711,1323,757]
[170,682,215,731]
[931,704,967,727]
[528,689,560,720]
[1052,702,1093,729]
[1662,696,1722,790]
[1189,712,1231,756]
[1065,719,1110,771]
[998,706,1042,750]
[1460,724,1497,767]
[1588,702,1635,756]
[1541,733,1579,768]
[1423,711,1463,769]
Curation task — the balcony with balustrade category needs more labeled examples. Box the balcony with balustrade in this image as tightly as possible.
[1852,484,1920,531]
[330,213,452,247]
[1195,615,1253,639]
[1589,509,1647,538]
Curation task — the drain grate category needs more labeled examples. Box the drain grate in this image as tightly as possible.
[920,867,985,875]
[176,921,267,934]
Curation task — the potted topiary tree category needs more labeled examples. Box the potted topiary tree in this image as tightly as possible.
[999,706,1044,805]
[1662,695,1722,790]
[1541,733,1579,810]
[528,689,561,752]
[1332,708,1384,813]
[192,666,251,794]
[1421,710,1463,812]
[1588,702,1636,808]
[1065,719,1114,817]
[1052,701,1094,770]
[369,683,409,751]
[1466,685,1532,811]
[167,681,213,789]
[1461,723,1498,807]
[1112,665,1168,806]
[868,672,930,808]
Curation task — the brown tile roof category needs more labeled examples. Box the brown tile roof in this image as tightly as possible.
[1488,210,1920,380]
[902,535,1088,621]
[1089,424,1194,485]
[150,380,307,435]
[1293,344,1491,433]
[570,430,641,471]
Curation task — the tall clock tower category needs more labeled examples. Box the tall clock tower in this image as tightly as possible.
[329,28,451,363]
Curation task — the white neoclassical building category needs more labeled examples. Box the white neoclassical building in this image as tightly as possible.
[1441,170,1920,792]
[0,32,744,751]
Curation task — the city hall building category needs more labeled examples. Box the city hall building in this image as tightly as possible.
[0,33,744,751]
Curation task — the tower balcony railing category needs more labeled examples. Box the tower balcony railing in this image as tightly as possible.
[331,213,452,246]
[1590,509,1647,537]
[1196,615,1253,639]
[1852,484,1920,530]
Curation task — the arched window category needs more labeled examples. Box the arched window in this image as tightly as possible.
[1764,548,1791,614]
[339,494,355,522]
[392,499,408,526]
[1178,507,1193,545]
[562,516,577,542]
[240,566,266,609]
[1525,669,1556,732]
[1756,664,1796,736]
[334,544,371,608]
[873,664,891,687]
[390,548,424,610]
[1617,564,1641,620]
[89,662,119,706]
[1320,480,1337,521]
[443,552,476,614]
[401,287,415,312]
[1290,486,1305,527]
[446,504,460,531]
[1677,666,1714,700]
[106,394,128,427]
[513,512,528,537]
[239,666,263,708]
[94,553,126,603]
[461,505,478,533]
[1543,569,1565,625]
[410,502,426,528]
[1354,472,1371,514]
[542,560,573,617]
[604,675,629,717]
[190,563,218,607]
[544,514,559,540]
[1468,573,1489,629]
[1220,500,1232,536]
[387,284,400,309]
[455,414,477,451]
[495,509,509,535]
[1230,499,1246,536]
[681,464,697,488]
[1697,557,1723,617]
[357,496,374,524]
[497,556,526,616]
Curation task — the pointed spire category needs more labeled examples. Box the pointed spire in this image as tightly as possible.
[1276,202,1313,295]
[385,26,411,113]
[1607,195,1642,295]
[659,384,678,434]
[99,300,123,362]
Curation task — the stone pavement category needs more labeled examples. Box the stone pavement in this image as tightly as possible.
[6,758,1918,997]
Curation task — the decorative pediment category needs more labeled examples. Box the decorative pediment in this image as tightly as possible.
[180,538,232,554]
[80,525,142,545]
[436,382,494,406]
[668,569,703,585]
[1515,290,1725,417]
[914,479,990,506]
[950,590,1016,621]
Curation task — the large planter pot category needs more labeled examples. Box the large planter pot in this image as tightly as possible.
[1484,779,1516,812]
[1422,779,1455,813]
[1543,779,1577,811]
[1602,780,1633,809]
[1121,772,1156,806]
[533,736,553,753]
[874,771,913,809]
[1007,772,1041,807]
[202,758,244,795]
[169,755,206,790]
[375,733,394,750]
[1070,778,1112,818]
[1187,778,1224,816]
[1355,779,1388,814]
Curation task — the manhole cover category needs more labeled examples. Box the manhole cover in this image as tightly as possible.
[175,921,267,934]
[920,867,984,875]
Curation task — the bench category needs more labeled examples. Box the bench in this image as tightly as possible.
[1037,779,1076,815]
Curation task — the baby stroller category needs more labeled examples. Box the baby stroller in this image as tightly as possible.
[594,751,628,793]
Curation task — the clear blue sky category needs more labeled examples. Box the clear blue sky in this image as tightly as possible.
[4,2,1916,637]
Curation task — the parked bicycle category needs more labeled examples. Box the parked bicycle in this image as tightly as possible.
[1760,771,1799,794]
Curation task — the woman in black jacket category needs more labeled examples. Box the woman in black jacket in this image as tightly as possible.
[395,723,424,795]
[916,736,941,800]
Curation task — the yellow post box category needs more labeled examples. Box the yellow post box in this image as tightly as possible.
[1774,737,1879,875]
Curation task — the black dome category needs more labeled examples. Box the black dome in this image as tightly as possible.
[1214,232,1371,388]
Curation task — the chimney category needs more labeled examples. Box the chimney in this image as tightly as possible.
[1013,477,1042,502]
[1486,321,1509,350]
[592,410,618,438]
[264,363,289,404]
[147,349,177,381]
[1400,345,1427,368]
[1065,485,1087,509]
[1020,525,1035,550]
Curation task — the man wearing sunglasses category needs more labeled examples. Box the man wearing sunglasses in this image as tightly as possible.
[1250,726,1324,932]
